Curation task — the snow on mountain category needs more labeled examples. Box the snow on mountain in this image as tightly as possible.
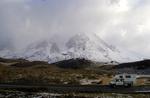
[65,33,141,63]
[0,33,142,64]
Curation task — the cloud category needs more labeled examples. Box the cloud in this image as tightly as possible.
[0,0,150,57]
[1,0,30,3]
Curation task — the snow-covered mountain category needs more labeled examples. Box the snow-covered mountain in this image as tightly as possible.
[0,33,142,64]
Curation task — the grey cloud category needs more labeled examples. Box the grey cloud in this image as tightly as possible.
[0,0,150,57]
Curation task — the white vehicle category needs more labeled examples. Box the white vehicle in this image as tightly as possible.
[109,74,136,87]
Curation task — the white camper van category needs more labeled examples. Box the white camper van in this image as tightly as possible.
[109,74,136,87]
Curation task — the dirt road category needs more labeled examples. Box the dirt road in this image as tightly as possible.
[0,84,150,94]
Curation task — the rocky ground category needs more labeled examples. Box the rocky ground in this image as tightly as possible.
[0,91,150,98]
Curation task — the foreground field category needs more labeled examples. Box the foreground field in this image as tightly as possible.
[0,58,115,85]
[0,57,149,85]
[0,58,150,97]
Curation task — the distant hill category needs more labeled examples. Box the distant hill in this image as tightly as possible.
[0,57,150,74]
[114,60,150,74]
[115,60,150,69]
[0,57,28,63]
[52,58,95,69]
[0,57,96,69]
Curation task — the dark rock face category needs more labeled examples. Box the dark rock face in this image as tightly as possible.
[114,60,150,74]
[52,58,94,69]
[116,60,150,69]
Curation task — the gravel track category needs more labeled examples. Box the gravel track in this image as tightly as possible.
[0,84,150,94]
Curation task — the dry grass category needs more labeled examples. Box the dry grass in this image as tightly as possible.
[0,58,147,86]
[0,61,115,85]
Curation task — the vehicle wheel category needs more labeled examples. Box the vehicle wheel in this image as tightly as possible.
[110,84,116,88]
[128,84,132,87]
[125,83,131,87]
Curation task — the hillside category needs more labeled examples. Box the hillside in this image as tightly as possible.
[115,60,150,69]
[0,57,149,85]
[0,33,142,64]
[0,57,114,85]
[52,58,93,69]
[114,60,150,74]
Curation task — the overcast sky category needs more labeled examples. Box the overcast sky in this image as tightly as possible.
[0,0,150,58]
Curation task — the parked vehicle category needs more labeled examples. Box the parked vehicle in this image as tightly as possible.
[109,74,136,87]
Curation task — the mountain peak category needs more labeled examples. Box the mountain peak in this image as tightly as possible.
[0,33,142,64]
[66,33,89,51]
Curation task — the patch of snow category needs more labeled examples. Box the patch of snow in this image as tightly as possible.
[80,78,102,85]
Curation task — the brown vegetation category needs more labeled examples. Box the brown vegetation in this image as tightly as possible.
[0,58,115,85]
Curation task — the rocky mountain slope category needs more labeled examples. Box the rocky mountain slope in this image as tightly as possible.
[0,33,142,64]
